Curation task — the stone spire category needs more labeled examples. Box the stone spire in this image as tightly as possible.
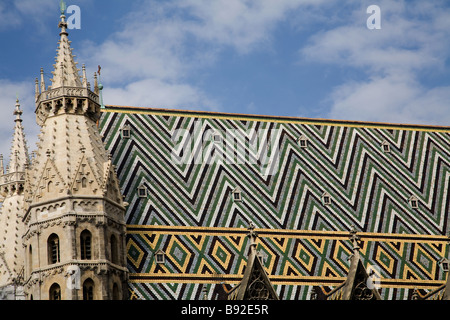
[49,8,82,89]
[7,98,29,174]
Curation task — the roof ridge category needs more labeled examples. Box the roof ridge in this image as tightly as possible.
[101,105,450,131]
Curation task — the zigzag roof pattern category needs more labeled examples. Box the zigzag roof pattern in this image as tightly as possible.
[98,105,450,300]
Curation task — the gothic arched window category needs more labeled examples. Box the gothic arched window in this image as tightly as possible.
[80,230,92,260]
[81,177,87,188]
[49,283,61,300]
[83,278,95,300]
[47,233,60,264]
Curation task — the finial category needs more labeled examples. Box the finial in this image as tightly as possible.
[97,65,105,109]
[14,97,23,122]
[40,68,46,92]
[247,221,258,249]
[0,154,4,175]
[82,64,87,88]
[349,225,361,252]
[35,78,39,97]
[94,72,99,94]
[58,0,68,36]
[60,0,67,15]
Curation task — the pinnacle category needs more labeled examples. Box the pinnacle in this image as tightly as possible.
[7,99,29,174]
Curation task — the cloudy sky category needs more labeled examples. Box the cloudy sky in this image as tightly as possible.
[0,0,449,164]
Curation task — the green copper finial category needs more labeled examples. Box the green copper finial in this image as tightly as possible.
[60,0,67,15]
[97,65,105,109]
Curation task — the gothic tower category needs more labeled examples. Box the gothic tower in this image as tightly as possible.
[22,8,128,300]
[0,99,29,300]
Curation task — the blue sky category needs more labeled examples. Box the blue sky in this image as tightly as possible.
[1,0,450,164]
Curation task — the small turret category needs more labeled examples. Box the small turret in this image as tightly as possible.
[0,98,29,300]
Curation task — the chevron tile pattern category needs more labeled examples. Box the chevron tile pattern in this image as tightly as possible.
[99,106,450,300]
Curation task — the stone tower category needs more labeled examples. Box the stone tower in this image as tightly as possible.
[21,8,128,300]
[0,99,29,300]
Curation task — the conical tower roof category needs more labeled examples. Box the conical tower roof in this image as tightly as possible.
[49,10,82,89]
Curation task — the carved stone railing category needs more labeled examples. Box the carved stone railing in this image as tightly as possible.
[36,86,99,105]
[0,172,26,186]
[35,86,101,125]
[23,259,128,289]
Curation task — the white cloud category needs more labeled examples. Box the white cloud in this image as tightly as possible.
[80,0,328,111]
[178,0,325,53]
[328,76,450,125]
[300,0,450,125]
[302,2,448,74]
[103,78,220,111]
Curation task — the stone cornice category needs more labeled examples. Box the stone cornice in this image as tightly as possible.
[23,194,126,223]
[36,86,99,106]
[23,259,128,289]
[22,211,126,242]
